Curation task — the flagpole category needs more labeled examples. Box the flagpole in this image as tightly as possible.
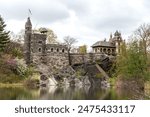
[28,9,32,17]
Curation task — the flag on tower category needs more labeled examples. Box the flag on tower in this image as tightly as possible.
[28,9,32,15]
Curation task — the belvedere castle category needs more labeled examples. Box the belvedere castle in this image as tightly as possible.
[24,17,123,70]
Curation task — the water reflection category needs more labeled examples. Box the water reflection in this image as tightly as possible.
[0,87,39,100]
[0,85,145,100]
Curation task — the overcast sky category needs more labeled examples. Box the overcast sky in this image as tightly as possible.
[0,0,150,49]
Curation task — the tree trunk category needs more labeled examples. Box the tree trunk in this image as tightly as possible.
[143,40,147,57]
[68,51,71,65]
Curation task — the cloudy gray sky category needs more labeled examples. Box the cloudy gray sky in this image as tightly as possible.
[0,0,150,49]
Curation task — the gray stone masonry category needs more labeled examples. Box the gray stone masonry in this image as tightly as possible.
[24,17,117,71]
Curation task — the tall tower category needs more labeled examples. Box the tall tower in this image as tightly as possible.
[109,33,113,42]
[113,30,122,54]
[24,17,32,64]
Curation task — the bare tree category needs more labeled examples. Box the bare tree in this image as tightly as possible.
[10,30,25,44]
[64,36,77,51]
[63,36,77,65]
[134,23,150,56]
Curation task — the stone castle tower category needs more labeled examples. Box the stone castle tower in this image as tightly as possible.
[108,30,123,55]
[24,17,49,64]
[113,30,123,54]
[24,17,32,64]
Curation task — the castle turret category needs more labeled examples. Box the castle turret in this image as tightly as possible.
[109,33,113,42]
[113,30,122,54]
[24,17,32,64]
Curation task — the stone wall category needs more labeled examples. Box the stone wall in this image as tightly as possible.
[32,52,69,72]
[31,33,47,54]
[46,53,69,71]
[70,53,109,65]
[32,49,112,72]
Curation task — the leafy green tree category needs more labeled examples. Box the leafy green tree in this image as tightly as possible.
[0,15,10,52]
[116,40,149,80]
[79,45,87,54]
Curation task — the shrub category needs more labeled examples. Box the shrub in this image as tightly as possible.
[95,73,103,79]
[6,58,34,78]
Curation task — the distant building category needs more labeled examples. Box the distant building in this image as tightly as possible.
[91,31,123,56]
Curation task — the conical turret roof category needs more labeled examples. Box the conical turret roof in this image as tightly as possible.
[25,17,32,27]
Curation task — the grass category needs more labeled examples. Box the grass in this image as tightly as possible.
[108,77,117,86]
[0,83,23,87]
[145,81,150,89]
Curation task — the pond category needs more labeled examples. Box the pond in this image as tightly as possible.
[0,85,146,100]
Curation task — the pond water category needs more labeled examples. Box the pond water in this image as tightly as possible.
[0,85,146,100]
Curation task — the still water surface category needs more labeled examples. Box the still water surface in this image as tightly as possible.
[0,85,144,100]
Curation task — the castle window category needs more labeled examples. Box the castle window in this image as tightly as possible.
[95,48,97,53]
[51,48,53,52]
[112,49,115,53]
[108,49,111,54]
[26,27,30,30]
[38,41,42,44]
[103,48,106,53]
[38,48,42,52]
[100,48,102,52]
[57,48,59,52]
[62,49,65,53]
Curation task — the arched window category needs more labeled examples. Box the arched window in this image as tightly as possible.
[95,48,97,53]
[103,48,106,53]
[112,49,115,53]
[62,49,65,53]
[100,48,102,52]
[108,49,111,54]
[57,48,59,52]
[38,48,42,52]
[51,48,53,52]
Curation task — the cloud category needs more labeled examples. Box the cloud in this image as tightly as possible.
[60,0,91,16]
[73,0,145,37]
[0,0,149,47]
[0,0,70,24]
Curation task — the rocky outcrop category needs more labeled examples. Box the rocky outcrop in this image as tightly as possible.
[53,66,91,87]
[37,55,114,88]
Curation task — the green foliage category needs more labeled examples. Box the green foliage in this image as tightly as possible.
[12,58,34,78]
[0,15,10,52]
[116,40,150,80]
[12,48,23,58]
[0,55,35,83]
[0,58,22,83]
[76,68,86,77]
[95,73,103,78]
[79,45,87,54]
[108,77,117,86]
[5,57,34,77]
